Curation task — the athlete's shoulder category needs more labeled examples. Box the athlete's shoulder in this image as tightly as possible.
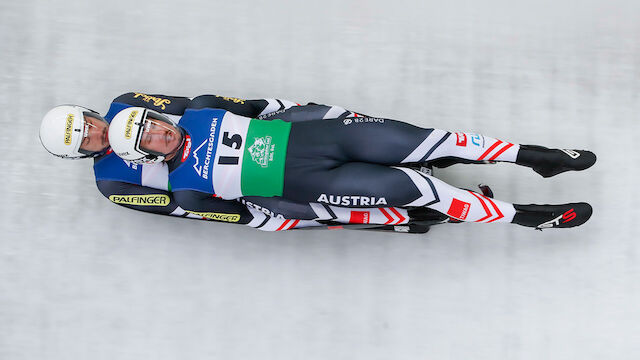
[177,107,234,132]
[190,94,246,108]
[190,94,299,118]
[93,150,143,184]
[110,92,191,115]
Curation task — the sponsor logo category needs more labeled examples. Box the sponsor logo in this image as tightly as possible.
[471,134,484,147]
[63,113,74,145]
[562,208,577,223]
[537,208,577,229]
[456,133,467,146]
[192,140,207,176]
[216,95,245,104]
[124,110,138,139]
[240,199,285,219]
[317,194,387,206]
[349,211,370,224]
[248,136,274,168]
[447,198,471,220]
[109,194,170,206]
[181,135,192,162]
[123,160,138,170]
[561,149,581,159]
[258,108,285,120]
[192,118,218,179]
[537,216,561,229]
[343,117,385,125]
[187,211,241,222]
[133,93,171,110]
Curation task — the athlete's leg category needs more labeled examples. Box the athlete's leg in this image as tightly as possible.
[283,161,516,223]
[283,162,591,229]
[287,118,595,176]
[242,195,414,225]
[282,119,594,228]
[287,119,519,164]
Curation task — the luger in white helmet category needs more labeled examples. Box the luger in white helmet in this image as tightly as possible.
[108,107,184,164]
[39,105,109,159]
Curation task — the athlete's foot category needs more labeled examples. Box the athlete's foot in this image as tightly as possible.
[512,202,593,229]
[516,145,596,178]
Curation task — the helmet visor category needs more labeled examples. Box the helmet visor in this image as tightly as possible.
[134,110,183,158]
[78,110,109,156]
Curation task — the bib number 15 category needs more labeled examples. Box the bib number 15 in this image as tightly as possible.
[218,132,242,165]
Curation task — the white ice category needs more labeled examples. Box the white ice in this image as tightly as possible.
[1,0,638,359]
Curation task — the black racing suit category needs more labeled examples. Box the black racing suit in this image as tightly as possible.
[170,103,521,226]
[98,94,438,232]
[96,92,300,223]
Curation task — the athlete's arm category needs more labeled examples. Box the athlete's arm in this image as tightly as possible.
[188,95,298,118]
[189,97,368,123]
[109,92,300,119]
[105,92,192,119]
[257,103,369,122]
[172,190,331,231]
[172,189,254,224]
[96,180,187,216]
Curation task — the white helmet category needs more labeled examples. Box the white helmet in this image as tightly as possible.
[39,105,108,159]
[108,107,183,164]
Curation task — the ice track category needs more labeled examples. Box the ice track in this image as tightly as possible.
[1,0,638,359]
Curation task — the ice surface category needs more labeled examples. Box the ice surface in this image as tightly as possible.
[1,0,638,359]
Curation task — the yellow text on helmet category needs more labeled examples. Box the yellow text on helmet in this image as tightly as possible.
[124,110,138,139]
[64,113,74,145]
